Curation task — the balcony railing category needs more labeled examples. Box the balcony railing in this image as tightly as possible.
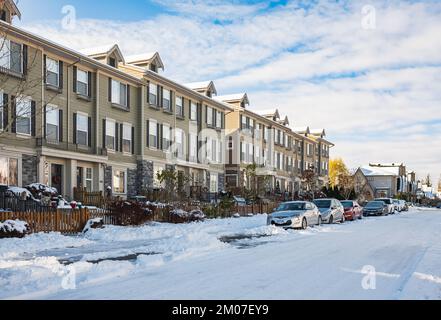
[36,138,108,156]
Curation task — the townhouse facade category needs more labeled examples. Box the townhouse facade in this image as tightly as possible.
[223,96,334,197]
[0,1,333,200]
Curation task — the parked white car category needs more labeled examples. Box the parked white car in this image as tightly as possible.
[267,201,321,230]
[313,198,345,224]
[393,199,406,212]
[375,198,395,214]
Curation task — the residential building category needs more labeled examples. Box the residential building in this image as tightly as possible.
[0,1,333,200]
[0,2,230,199]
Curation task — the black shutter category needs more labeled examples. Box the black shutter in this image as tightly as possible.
[58,110,63,142]
[156,123,160,148]
[87,71,92,97]
[115,122,119,151]
[181,97,185,118]
[108,78,112,102]
[102,119,106,149]
[120,124,123,152]
[170,91,174,113]
[131,126,135,155]
[72,113,77,144]
[59,61,64,89]
[126,84,130,108]
[43,55,47,83]
[11,96,16,134]
[158,85,162,107]
[205,105,207,123]
[188,99,191,118]
[43,105,47,138]
[73,66,77,93]
[146,81,150,104]
[3,94,8,131]
[160,124,163,150]
[146,120,150,147]
[88,117,92,147]
[22,45,28,76]
[221,112,225,129]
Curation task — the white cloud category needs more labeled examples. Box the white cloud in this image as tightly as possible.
[19,0,441,182]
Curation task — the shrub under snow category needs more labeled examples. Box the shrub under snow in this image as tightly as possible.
[0,220,31,238]
[83,218,105,233]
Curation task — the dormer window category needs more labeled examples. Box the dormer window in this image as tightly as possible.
[0,10,7,22]
[150,64,157,73]
[108,57,116,68]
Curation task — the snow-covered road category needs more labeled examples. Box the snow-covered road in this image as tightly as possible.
[1,208,440,300]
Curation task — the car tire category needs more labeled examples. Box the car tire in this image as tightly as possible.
[358,214,363,220]
[301,218,308,230]
[329,215,334,224]
[318,216,322,226]
[341,214,345,223]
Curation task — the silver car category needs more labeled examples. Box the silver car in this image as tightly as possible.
[267,201,322,230]
[313,198,345,224]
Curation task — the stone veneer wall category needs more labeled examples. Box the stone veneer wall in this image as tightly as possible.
[22,155,37,186]
[136,160,154,193]
[218,173,225,192]
[127,169,137,197]
[104,166,112,195]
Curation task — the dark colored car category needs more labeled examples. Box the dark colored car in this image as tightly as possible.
[437,203,441,209]
[341,200,363,221]
[363,201,389,216]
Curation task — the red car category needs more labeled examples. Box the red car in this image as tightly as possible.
[341,201,363,221]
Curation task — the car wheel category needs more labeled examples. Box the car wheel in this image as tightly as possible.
[318,216,322,226]
[301,218,308,230]
[341,214,345,223]
[329,215,334,224]
[358,213,363,220]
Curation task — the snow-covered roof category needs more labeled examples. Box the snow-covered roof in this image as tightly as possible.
[80,44,125,63]
[3,0,21,19]
[214,93,249,105]
[310,129,326,137]
[185,81,217,95]
[255,109,280,119]
[360,166,399,177]
[292,126,310,135]
[125,52,164,70]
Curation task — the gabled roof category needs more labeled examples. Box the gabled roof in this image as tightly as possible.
[80,44,125,63]
[255,109,280,120]
[185,80,217,95]
[214,93,249,105]
[126,52,164,70]
[3,0,21,19]
[277,115,289,126]
[310,129,326,137]
[359,165,399,177]
[292,126,310,135]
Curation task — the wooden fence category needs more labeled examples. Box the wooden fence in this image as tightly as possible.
[1,203,279,235]
[0,209,91,234]
[73,188,105,207]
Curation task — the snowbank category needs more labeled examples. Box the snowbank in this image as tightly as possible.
[0,220,30,238]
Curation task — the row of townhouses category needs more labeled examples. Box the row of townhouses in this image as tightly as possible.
[0,1,333,200]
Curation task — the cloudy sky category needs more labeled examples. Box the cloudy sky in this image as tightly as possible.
[16,0,441,183]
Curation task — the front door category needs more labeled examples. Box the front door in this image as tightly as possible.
[51,164,63,195]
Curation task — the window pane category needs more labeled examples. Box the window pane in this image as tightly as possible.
[106,120,116,150]
[77,69,88,83]
[46,58,59,73]
[10,42,22,73]
[0,157,7,185]
[77,82,88,96]
[113,170,126,194]
[0,39,9,69]
[47,124,59,142]
[8,158,18,186]
[77,131,87,146]
[111,80,120,104]
[46,108,58,125]
[120,83,127,106]
[77,114,88,131]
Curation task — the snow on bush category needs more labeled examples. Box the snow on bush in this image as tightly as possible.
[7,187,33,199]
[26,183,58,196]
[170,209,206,224]
[0,220,31,238]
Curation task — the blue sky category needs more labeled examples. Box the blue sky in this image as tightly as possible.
[15,0,441,183]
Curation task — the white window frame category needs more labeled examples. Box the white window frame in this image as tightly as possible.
[46,57,59,87]
[15,96,32,136]
[149,119,158,149]
[163,88,171,111]
[190,102,198,121]
[0,39,23,74]
[210,173,218,193]
[111,79,127,107]
[76,113,89,146]
[85,167,93,192]
[207,107,213,126]
[77,69,89,96]
[122,123,132,154]
[113,169,127,194]
[106,119,116,151]
[46,104,59,142]
[175,128,185,159]
[189,133,198,161]
[149,83,157,106]
[216,110,222,129]
[162,124,171,152]
[175,96,183,117]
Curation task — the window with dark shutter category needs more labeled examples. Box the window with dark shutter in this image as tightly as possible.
[102,119,106,149]
[2,94,8,131]
[119,123,123,152]
[73,113,77,144]
[127,85,131,109]
[59,61,64,89]
[146,120,150,148]
[131,127,135,155]
[73,66,77,93]
[88,117,92,147]
[59,110,63,142]
[23,45,28,76]
[108,78,112,102]
[88,72,92,97]
[115,122,119,152]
